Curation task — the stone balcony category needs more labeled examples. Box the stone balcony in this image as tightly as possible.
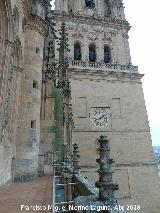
[68,60,139,73]
[53,59,139,74]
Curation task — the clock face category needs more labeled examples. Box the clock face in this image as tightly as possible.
[89,107,111,128]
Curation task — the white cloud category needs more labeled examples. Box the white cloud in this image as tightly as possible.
[51,0,55,9]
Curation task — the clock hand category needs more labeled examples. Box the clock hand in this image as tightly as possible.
[95,114,106,121]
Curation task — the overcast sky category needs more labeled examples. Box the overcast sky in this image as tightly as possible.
[51,0,160,146]
[123,0,160,146]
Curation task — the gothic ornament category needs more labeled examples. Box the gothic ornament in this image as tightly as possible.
[95,135,119,201]
[103,32,112,41]
[88,32,97,41]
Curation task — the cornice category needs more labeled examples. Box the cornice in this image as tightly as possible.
[69,69,144,82]
[52,10,130,31]
[51,60,142,81]
[73,129,149,133]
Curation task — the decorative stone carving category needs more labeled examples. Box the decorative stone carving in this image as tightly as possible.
[103,32,112,41]
[1,64,14,129]
[72,143,81,174]
[95,135,119,201]
[72,31,83,39]
[122,32,129,39]
[82,26,88,33]
[88,32,97,41]
[8,64,14,81]
[63,144,72,164]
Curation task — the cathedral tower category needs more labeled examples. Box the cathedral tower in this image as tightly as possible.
[53,0,160,212]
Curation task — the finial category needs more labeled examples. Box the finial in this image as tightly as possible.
[95,135,119,201]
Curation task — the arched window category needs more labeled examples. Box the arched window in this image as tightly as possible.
[104,46,111,63]
[85,0,95,8]
[89,44,96,62]
[74,43,81,60]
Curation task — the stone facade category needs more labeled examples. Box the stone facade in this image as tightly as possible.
[0,0,160,213]
[52,0,160,212]
[0,0,50,184]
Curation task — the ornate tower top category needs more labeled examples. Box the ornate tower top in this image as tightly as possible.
[54,0,125,20]
[52,0,138,73]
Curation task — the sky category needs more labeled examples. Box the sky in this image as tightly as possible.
[51,0,160,146]
[123,0,160,146]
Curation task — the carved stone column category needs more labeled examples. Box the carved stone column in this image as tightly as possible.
[95,135,119,201]
[63,144,72,164]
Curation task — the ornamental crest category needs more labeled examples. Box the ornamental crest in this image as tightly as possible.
[88,32,97,41]
[103,32,112,41]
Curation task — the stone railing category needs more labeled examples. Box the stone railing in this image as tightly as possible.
[56,137,127,213]
[74,174,99,197]
[52,59,138,73]
[69,60,138,73]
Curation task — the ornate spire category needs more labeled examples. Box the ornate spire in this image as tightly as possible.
[57,22,70,85]
[43,6,57,82]
[63,144,72,164]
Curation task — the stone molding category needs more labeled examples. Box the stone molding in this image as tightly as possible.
[24,15,48,37]
[69,71,144,83]
[52,10,130,30]
[68,60,139,73]
[51,59,139,75]
[72,129,150,133]
[80,161,157,169]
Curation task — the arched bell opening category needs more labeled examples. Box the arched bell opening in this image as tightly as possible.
[74,42,81,61]
[89,43,96,62]
[104,45,111,63]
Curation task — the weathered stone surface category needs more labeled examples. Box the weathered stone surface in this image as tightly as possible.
[0,0,48,184]
[52,1,160,212]
[0,1,160,213]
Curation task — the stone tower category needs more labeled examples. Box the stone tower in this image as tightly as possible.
[14,0,48,181]
[0,0,51,184]
[53,0,160,212]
